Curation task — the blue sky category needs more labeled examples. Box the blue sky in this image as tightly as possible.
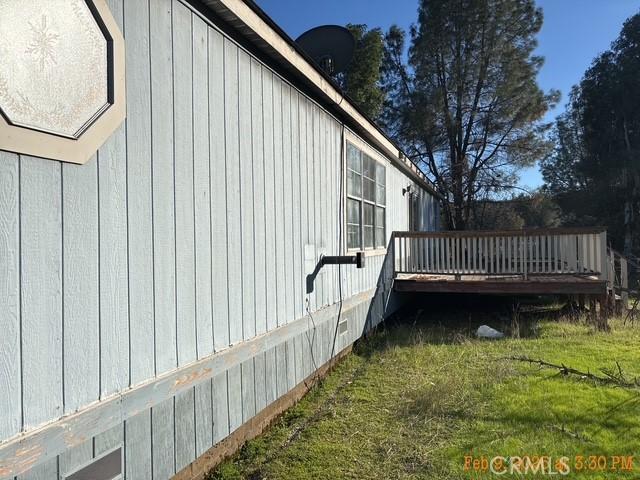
[256,0,639,189]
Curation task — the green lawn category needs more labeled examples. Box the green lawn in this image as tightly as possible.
[207,303,640,479]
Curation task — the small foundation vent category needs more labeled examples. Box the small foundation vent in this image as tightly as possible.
[65,447,122,480]
[338,318,348,336]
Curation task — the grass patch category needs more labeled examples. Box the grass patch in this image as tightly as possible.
[207,305,640,479]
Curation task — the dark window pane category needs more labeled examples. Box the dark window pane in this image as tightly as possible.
[347,143,361,173]
[376,163,386,186]
[375,207,385,248]
[376,184,386,205]
[363,154,375,179]
[364,226,374,248]
[347,198,361,224]
[363,178,375,202]
[375,206,385,228]
[375,227,386,248]
[347,170,361,197]
[363,203,374,226]
[347,224,361,249]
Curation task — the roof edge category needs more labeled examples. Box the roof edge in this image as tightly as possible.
[199,0,442,199]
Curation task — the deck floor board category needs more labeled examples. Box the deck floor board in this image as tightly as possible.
[394,274,607,295]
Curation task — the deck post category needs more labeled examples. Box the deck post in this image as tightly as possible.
[589,296,597,324]
[391,233,396,277]
[621,256,629,312]
[598,294,611,330]
[523,233,528,280]
[578,294,585,312]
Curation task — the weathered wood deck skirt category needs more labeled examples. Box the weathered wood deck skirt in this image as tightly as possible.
[394,273,608,295]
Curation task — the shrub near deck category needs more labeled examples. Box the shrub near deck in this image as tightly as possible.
[208,314,640,479]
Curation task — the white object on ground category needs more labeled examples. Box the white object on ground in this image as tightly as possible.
[476,325,505,339]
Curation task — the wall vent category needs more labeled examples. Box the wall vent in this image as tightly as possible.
[338,318,348,336]
[65,447,122,480]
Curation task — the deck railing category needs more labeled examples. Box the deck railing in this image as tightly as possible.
[392,227,609,280]
[609,249,630,305]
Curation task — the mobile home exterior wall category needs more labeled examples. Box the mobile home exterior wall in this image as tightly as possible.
[0,0,439,478]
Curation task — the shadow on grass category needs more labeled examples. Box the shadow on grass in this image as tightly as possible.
[356,294,562,359]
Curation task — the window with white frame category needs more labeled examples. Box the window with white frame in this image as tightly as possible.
[346,141,386,250]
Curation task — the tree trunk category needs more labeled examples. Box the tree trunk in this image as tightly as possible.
[629,170,640,257]
[440,198,454,230]
[452,154,466,230]
[623,118,635,257]
[624,197,633,257]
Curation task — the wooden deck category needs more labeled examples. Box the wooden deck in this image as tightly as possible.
[391,228,624,298]
[394,273,607,295]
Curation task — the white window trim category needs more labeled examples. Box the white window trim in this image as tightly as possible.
[343,130,389,256]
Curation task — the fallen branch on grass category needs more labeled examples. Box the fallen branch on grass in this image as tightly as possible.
[504,356,640,389]
[548,424,590,442]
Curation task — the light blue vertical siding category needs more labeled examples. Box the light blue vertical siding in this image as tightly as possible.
[239,49,255,341]
[195,381,214,457]
[262,69,277,334]
[150,0,178,376]
[252,58,268,337]
[174,389,196,472]
[193,15,215,360]
[212,372,230,444]
[224,36,243,346]
[62,155,100,412]
[125,0,155,386]
[20,157,63,429]
[273,78,286,327]
[125,411,153,480]
[0,1,439,478]
[0,153,20,440]
[173,0,197,366]
[209,27,229,352]
[99,0,129,402]
[151,398,176,479]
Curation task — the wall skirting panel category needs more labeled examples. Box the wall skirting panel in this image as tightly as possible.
[1,288,388,478]
[171,344,354,480]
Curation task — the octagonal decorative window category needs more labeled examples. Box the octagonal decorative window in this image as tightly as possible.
[0,0,125,164]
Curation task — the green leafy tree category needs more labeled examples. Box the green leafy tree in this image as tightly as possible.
[469,191,561,230]
[542,12,640,256]
[381,0,558,230]
[470,200,525,230]
[541,88,588,194]
[516,191,562,228]
[337,24,385,119]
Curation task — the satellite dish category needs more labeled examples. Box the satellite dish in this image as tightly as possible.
[295,25,355,76]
